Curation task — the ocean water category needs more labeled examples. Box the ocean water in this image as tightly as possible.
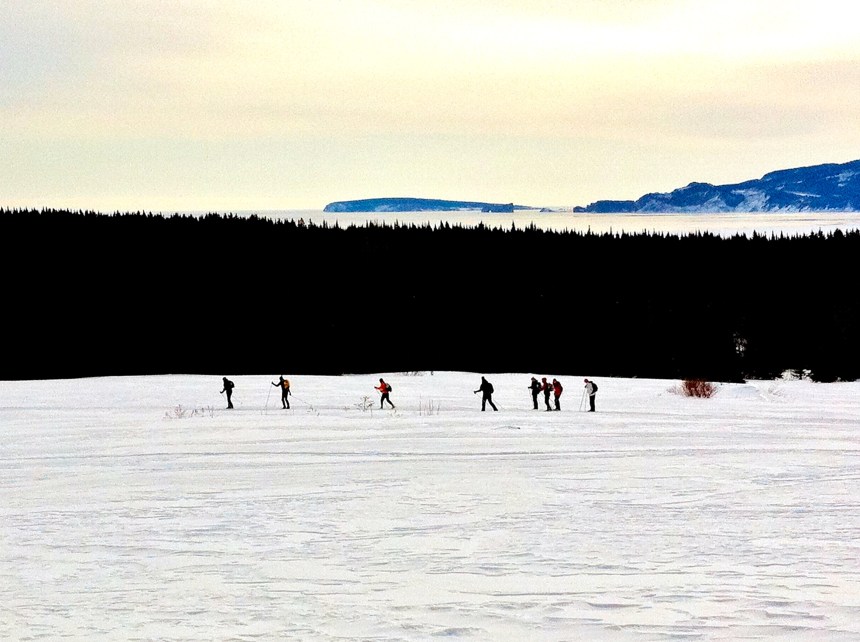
[236,209,860,238]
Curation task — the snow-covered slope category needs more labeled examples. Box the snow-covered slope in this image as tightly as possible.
[576,159,860,213]
[2,372,859,640]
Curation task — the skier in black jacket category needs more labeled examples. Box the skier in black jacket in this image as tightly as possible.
[272,375,291,409]
[528,376,541,410]
[541,377,552,411]
[474,376,498,411]
[220,377,235,409]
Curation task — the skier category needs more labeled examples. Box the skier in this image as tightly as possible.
[541,377,552,411]
[528,376,541,410]
[552,378,563,411]
[375,378,395,409]
[220,377,235,409]
[474,376,498,411]
[272,375,291,409]
[584,378,597,412]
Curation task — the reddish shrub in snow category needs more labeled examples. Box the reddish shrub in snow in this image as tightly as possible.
[681,379,717,398]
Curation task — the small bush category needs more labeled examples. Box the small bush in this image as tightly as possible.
[164,404,214,419]
[680,379,717,398]
[418,398,440,416]
[780,369,812,381]
[356,395,375,412]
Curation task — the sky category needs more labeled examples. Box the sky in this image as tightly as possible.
[3,0,860,212]
[3,371,859,638]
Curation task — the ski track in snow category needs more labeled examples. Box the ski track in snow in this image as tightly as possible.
[2,373,859,641]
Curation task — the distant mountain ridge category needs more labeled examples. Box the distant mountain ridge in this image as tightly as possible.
[575,159,860,213]
[324,197,525,213]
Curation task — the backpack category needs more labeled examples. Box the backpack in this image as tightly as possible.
[283,379,290,390]
[487,383,494,394]
[386,383,392,392]
[591,381,598,392]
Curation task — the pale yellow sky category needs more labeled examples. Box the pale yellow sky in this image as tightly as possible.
[3,0,860,211]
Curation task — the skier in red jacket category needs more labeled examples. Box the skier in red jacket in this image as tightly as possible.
[375,378,395,409]
[552,378,563,411]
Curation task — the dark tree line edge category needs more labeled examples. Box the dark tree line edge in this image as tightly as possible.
[2,208,857,382]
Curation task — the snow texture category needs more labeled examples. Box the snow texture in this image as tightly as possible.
[2,372,859,640]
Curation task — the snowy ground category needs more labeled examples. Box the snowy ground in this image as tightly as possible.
[2,372,859,641]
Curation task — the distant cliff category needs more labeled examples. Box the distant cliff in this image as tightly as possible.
[574,159,860,213]
[324,197,519,213]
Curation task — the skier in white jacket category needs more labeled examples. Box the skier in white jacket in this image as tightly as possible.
[584,378,597,412]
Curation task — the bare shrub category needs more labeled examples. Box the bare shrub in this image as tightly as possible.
[418,398,440,416]
[164,404,214,419]
[356,395,375,413]
[680,379,717,398]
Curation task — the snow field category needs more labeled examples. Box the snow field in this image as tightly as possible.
[2,372,859,640]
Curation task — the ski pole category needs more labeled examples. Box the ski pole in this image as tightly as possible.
[579,389,586,411]
[289,394,320,415]
[290,393,311,407]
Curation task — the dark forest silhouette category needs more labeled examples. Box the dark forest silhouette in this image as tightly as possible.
[2,208,857,382]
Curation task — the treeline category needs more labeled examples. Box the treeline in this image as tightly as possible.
[1,208,857,382]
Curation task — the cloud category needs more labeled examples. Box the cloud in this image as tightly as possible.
[6,0,859,141]
[3,0,860,210]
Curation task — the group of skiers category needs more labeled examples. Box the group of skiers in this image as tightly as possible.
[526,376,597,412]
[220,375,597,412]
[221,375,292,409]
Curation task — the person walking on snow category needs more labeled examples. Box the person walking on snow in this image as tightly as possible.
[474,376,498,411]
[584,378,597,412]
[272,375,291,409]
[220,377,235,409]
[552,378,563,411]
[528,376,541,410]
[541,377,552,411]
[375,378,395,409]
